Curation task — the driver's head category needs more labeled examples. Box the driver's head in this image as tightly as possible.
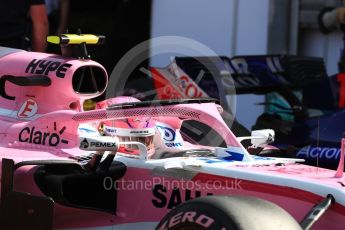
[96,96,156,152]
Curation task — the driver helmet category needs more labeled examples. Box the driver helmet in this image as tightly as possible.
[96,96,156,153]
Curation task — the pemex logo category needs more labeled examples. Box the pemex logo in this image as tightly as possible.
[80,138,90,149]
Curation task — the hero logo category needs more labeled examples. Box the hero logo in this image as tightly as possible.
[297,145,341,160]
[156,125,182,147]
[25,59,72,78]
[157,211,215,230]
[19,122,69,147]
[17,99,38,118]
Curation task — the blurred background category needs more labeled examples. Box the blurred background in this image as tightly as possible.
[64,0,344,129]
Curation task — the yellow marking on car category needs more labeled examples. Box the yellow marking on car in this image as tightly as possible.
[47,34,105,45]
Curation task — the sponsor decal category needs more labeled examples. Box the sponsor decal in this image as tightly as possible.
[152,64,215,103]
[105,127,116,135]
[165,142,183,148]
[104,125,154,137]
[297,145,341,160]
[18,122,68,146]
[17,99,38,118]
[90,142,117,148]
[152,184,212,209]
[25,59,72,78]
[176,75,204,98]
[80,138,89,148]
[130,130,151,135]
[161,62,207,99]
[157,125,176,141]
[79,136,118,150]
[80,139,117,149]
[151,67,184,99]
[156,124,183,148]
[157,212,215,230]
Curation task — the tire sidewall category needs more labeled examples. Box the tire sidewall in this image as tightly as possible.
[156,201,238,230]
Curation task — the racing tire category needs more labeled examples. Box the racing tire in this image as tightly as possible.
[156,195,301,230]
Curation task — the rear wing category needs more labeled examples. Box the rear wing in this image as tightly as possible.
[164,55,335,112]
[229,55,328,93]
[173,55,328,94]
[229,55,335,111]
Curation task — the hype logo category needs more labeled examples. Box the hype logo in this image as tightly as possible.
[157,125,176,141]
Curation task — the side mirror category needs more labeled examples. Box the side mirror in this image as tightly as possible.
[250,129,275,148]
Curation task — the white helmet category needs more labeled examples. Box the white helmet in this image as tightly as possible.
[96,96,156,153]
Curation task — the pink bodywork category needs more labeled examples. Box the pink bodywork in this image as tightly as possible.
[0,47,345,229]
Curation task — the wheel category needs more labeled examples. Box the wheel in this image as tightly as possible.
[156,195,301,230]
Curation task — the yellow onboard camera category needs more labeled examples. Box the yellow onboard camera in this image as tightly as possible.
[46,32,105,59]
[47,34,105,45]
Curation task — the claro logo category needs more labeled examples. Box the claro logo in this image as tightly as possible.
[19,122,69,147]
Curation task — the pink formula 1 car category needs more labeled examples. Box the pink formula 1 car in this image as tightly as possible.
[0,35,345,230]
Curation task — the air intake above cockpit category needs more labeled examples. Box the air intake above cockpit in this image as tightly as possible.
[72,65,107,94]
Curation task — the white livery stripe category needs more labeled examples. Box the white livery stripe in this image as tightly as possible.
[104,126,155,137]
[266,57,277,73]
[273,56,284,72]
[0,108,41,120]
